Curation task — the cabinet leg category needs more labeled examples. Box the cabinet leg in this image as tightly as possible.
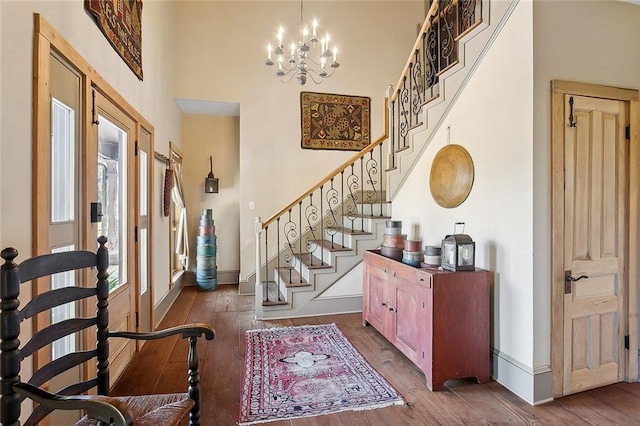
[475,373,490,384]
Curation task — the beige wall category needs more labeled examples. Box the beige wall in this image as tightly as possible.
[171,1,425,280]
[393,0,535,370]
[532,0,640,369]
[181,114,240,275]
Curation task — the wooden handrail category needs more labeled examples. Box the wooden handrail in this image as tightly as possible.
[390,0,441,103]
[262,97,389,228]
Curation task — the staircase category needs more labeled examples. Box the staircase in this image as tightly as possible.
[252,0,519,319]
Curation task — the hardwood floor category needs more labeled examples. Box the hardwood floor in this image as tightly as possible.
[112,285,640,425]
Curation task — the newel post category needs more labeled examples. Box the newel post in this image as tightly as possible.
[386,84,395,169]
[254,217,263,319]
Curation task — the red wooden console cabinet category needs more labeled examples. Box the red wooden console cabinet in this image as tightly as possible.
[362,249,490,391]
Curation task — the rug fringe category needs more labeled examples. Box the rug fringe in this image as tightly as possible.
[237,399,405,425]
[244,322,337,334]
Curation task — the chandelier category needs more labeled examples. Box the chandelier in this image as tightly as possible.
[264,0,340,85]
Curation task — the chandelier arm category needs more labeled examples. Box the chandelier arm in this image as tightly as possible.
[305,72,324,85]
[304,57,328,68]
[279,72,297,84]
[306,66,337,80]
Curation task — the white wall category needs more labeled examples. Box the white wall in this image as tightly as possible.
[0,0,182,310]
[392,0,535,372]
[532,0,640,371]
[171,1,425,280]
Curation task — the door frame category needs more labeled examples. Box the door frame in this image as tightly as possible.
[551,80,640,397]
[33,14,155,383]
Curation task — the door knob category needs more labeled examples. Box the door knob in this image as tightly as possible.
[565,274,588,282]
[564,270,588,294]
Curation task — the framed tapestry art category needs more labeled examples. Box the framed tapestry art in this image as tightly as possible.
[85,0,143,80]
[301,92,370,151]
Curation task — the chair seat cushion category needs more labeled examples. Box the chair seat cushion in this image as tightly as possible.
[75,393,194,426]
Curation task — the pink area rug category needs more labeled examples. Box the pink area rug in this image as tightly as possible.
[238,323,403,425]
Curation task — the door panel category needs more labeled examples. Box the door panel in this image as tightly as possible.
[563,94,627,395]
[365,264,387,331]
[394,279,421,359]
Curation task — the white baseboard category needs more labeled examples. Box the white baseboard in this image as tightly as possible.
[154,278,185,328]
[491,348,553,406]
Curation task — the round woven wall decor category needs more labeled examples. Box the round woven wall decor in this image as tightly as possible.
[429,144,474,208]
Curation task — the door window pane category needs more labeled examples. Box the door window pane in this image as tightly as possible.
[97,115,127,293]
[51,245,75,360]
[139,149,148,216]
[140,228,148,294]
[51,98,75,223]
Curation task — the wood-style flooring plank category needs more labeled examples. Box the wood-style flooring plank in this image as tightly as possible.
[556,391,638,425]
[111,287,198,395]
[113,285,640,426]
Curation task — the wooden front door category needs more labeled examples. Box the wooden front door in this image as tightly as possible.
[561,94,628,395]
[91,90,137,382]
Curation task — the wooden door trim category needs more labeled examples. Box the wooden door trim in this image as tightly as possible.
[551,80,640,397]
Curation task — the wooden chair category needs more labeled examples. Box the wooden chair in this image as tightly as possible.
[0,236,215,426]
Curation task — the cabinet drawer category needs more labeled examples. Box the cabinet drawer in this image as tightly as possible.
[395,264,433,289]
[415,271,432,289]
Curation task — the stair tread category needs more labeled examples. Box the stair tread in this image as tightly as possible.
[353,214,391,219]
[276,267,311,287]
[309,239,353,252]
[326,226,373,236]
[262,300,288,307]
[298,253,333,269]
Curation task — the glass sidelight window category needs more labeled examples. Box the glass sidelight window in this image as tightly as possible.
[51,98,75,223]
[50,245,76,360]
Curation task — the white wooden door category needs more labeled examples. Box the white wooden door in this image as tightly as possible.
[563,94,628,395]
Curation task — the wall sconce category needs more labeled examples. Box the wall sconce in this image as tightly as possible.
[205,156,219,194]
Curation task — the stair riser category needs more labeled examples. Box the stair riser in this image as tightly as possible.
[340,217,375,232]
[356,203,391,216]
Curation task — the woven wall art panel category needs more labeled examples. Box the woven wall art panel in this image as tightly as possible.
[85,0,143,80]
[301,92,370,151]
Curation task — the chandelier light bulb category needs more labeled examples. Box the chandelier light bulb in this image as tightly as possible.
[265,44,274,65]
[264,1,341,85]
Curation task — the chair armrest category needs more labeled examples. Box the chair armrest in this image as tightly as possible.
[13,382,133,426]
[108,323,215,341]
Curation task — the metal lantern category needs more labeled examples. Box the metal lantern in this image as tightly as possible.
[441,222,475,271]
[205,156,219,194]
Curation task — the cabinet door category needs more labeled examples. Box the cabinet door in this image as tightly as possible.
[365,263,387,332]
[392,276,423,364]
